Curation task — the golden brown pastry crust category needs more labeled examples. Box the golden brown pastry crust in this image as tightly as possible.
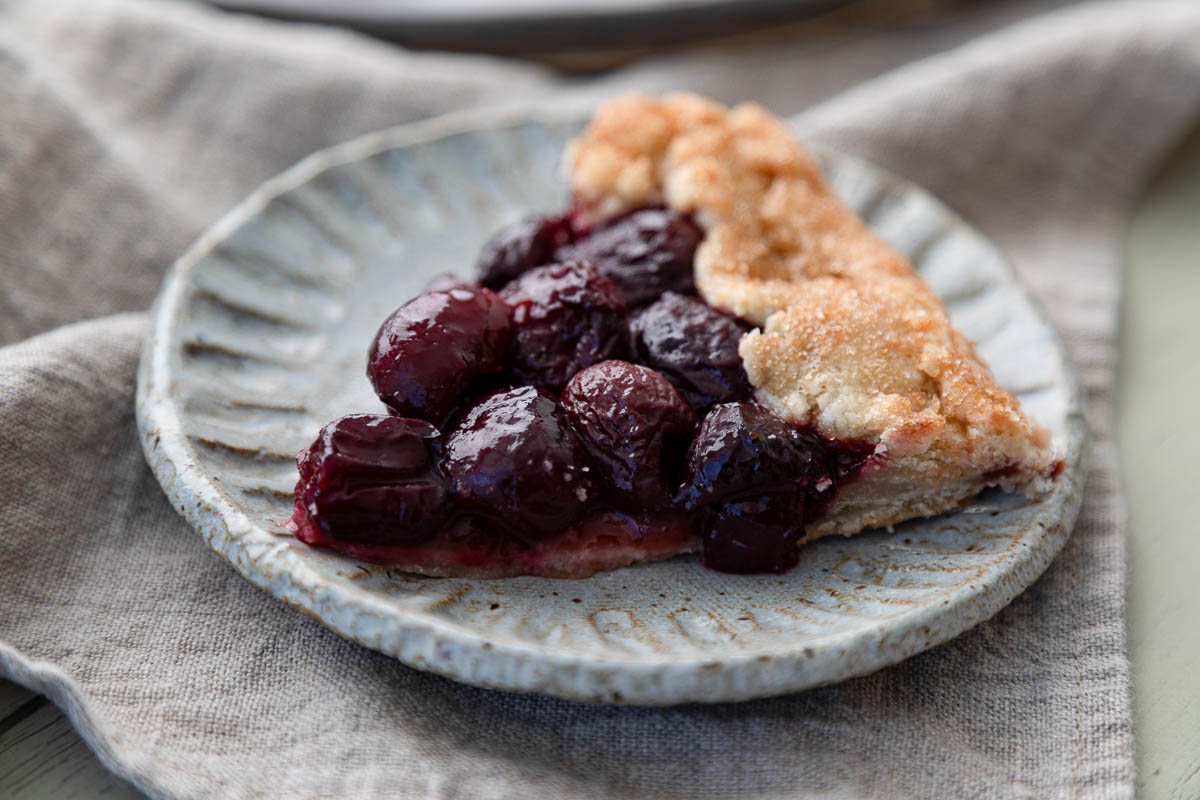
[567,93,1055,531]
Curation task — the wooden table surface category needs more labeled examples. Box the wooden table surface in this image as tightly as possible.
[2,122,1196,800]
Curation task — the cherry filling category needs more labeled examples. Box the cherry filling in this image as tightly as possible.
[561,360,696,512]
[554,208,701,308]
[475,214,575,291]
[499,261,629,392]
[442,386,598,539]
[678,402,839,573]
[631,292,752,413]
[367,285,512,423]
[290,208,879,577]
[292,415,449,547]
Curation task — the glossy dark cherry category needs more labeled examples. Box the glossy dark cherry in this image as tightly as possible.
[702,493,804,574]
[678,402,838,573]
[367,286,512,423]
[442,386,598,540]
[560,360,696,511]
[476,214,575,290]
[555,208,701,308]
[500,260,630,392]
[291,414,449,547]
[630,292,751,412]
[679,402,836,510]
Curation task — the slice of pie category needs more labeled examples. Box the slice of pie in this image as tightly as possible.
[288,93,1058,579]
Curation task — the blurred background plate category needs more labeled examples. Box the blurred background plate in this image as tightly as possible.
[207,0,856,54]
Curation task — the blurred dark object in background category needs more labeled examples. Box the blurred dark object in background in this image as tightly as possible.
[208,0,884,58]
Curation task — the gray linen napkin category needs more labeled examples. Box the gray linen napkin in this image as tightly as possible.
[2,0,1198,797]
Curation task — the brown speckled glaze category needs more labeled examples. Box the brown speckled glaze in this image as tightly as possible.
[135,109,1086,705]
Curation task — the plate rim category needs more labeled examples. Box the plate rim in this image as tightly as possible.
[135,104,1088,704]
